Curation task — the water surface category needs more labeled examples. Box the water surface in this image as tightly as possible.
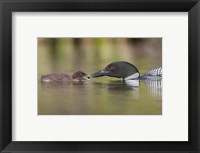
[38,79,162,115]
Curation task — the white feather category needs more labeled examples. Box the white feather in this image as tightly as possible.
[125,72,139,80]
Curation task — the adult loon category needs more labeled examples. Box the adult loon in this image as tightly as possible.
[89,61,162,81]
[41,71,88,82]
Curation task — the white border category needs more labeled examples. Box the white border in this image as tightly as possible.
[12,12,188,141]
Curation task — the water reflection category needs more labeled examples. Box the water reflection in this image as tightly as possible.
[92,80,139,91]
[39,79,162,115]
[41,80,89,87]
[90,80,161,99]
[143,80,162,98]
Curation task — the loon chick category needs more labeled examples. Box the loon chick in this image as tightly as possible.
[89,61,162,81]
[41,71,87,82]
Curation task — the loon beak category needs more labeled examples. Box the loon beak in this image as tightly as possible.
[89,70,110,78]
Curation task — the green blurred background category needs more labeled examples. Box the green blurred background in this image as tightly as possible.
[38,38,162,115]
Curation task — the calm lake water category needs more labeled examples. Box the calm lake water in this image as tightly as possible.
[38,79,162,115]
[38,38,162,115]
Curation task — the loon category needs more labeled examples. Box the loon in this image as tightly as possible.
[41,71,88,82]
[89,61,162,81]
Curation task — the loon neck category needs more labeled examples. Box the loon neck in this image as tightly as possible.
[125,72,140,80]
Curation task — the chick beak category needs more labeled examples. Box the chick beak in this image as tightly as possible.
[82,74,90,80]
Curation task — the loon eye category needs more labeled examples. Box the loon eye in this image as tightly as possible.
[108,66,114,71]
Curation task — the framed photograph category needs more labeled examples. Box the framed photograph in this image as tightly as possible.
[0,0,199,152]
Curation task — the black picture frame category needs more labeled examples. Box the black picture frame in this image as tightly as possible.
[0,0,199,152]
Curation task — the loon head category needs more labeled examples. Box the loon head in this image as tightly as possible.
[90,61,140,80]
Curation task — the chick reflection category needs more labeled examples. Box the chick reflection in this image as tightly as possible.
[41,80,89,89]
[41,81,71,89]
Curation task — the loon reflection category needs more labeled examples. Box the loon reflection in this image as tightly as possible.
[91,79,162,99]
[143,80,162,98]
